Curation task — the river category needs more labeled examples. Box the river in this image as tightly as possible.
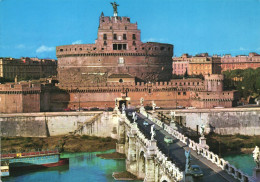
[2,150,141,182]
[224,153,255,176]
[2,151,255,181]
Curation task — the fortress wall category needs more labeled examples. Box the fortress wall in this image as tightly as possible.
[0,112,117,137]
[174,108,260,135]
[68,90,192,109]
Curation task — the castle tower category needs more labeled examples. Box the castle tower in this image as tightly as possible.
[56,2,173,88]
[204,74,224,92]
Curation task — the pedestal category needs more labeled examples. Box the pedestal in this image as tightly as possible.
[199,137,209,149]
[253,168,260,181]
[184,174,194,182]
[170,121,177,130]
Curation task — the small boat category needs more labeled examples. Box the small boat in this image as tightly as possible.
[0,161,10,177]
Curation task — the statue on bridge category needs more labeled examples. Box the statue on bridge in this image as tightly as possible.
[122,103,125,114]
[152,101,156,111]
[132,111,137,123]
[170,110,177,130]
[253,146,260,168]
[185,150,191,173]
[140,97,144,106]
[151,124,155,140]
[200,124,205,138]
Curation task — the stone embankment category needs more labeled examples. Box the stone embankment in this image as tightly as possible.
[1,135,116,153]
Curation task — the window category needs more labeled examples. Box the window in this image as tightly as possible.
[123,34,127,40]
[133,41,136,46]
[125,26,127,30]
[113,34,117,40]
[118,57,124,64]
[104,41,107,46]
[160,47,165,50]
[113,44,127,50]
[103,34,107,40]
[178,92,181,95]
[60,49,63,52]
[110,26,112,29]
[183,92,186,95]
[113,44,117,50]
[132,34,136,40]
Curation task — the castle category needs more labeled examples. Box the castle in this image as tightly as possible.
[0,3,237,113]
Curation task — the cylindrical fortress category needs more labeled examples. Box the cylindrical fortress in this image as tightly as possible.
[56,14,173,87]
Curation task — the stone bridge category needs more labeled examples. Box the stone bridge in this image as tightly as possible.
[115,108,258,182]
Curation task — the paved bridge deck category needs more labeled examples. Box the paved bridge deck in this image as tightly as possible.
[126,110,239,182]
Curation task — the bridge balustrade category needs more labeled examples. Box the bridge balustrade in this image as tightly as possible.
[142,110,255,182]
[123,113,184,181]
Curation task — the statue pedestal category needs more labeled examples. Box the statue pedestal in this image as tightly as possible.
[140,106,145,113]
[184,174,194,182]
[253,168,260,181]
[199,137,209,150]
[170,121,177,130]
[147,140,157,156]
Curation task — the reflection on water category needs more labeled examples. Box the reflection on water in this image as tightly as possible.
[3,149,140,182]
[224,154,255,176]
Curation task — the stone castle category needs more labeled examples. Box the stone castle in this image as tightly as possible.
[56,12,173,87]
[0,4,237,113]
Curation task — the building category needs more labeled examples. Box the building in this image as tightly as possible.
[221,53,260,72]
[172,54,191,75]
[0,3,237,113]
[56,11,173,87]
[173,53,260,76]
[0,57,57,81]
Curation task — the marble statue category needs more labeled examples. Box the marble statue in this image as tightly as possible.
[152,101,156,111]
[151,124,155,140]
[253,146,260,168]
[200,124,205,137]
[140,97,144,106]
[170,110,175,122]
[122,103,125,114]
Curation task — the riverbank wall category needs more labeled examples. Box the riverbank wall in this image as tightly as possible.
[0,111,118,138]
[171,107,260,135]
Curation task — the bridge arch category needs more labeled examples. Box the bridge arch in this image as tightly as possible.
[138,151,146,179]
[160,175,171,182]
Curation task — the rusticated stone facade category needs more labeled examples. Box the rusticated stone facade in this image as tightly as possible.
[56,12,173,86]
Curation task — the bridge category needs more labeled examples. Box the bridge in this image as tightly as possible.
[115,106,257,182]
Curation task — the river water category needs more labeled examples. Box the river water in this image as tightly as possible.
[224,153,255,176]
[2,150,141,182]
[2,150,255,182]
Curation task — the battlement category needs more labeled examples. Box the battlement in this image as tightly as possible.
[0,82,41,93]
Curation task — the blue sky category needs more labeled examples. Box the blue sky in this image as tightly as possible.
[0,0,260,59]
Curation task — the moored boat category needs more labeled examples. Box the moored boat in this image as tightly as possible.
[0,161,10,177]
[0,149,69,176]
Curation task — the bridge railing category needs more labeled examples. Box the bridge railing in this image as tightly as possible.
[123,113,184,181]
[144,111,255,182]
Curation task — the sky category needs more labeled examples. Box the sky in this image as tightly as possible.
[0,0,260,59]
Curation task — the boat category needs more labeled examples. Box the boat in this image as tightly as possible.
[0,149,69,176]
[0,161,10,177]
